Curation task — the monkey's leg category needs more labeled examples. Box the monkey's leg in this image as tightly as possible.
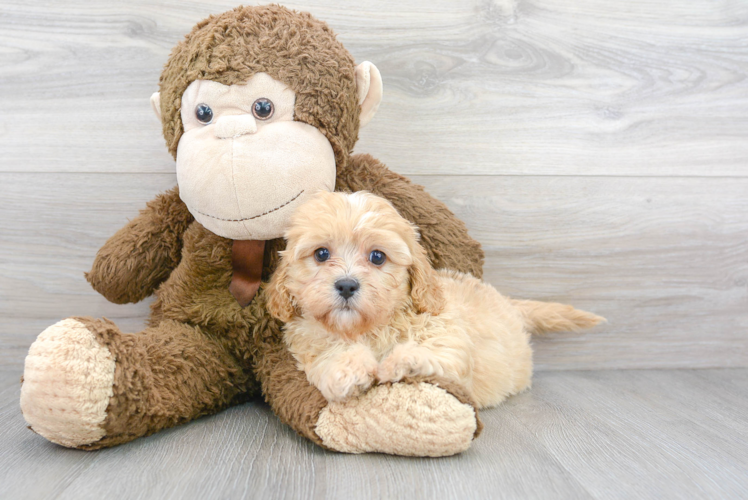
[20,317,249,449]
[252,314,482,457]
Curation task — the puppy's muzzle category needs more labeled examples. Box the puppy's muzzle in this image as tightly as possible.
[335,278,360,300]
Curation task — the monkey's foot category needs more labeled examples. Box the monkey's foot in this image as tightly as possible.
[315,377,481,457]
[20,318,115,448]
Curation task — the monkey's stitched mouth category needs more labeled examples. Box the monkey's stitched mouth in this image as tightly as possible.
[193,190,304,222]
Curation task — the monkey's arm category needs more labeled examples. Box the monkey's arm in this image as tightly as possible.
[86,186,194,304]
[337,154,485,278]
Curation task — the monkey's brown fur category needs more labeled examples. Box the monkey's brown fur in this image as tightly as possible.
[68,5,484,449]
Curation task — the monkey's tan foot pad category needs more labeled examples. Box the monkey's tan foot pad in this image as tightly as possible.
[315,382,478,457]
[20,318,115,448]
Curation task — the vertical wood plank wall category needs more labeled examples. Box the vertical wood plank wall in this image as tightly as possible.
[1,0,746,370]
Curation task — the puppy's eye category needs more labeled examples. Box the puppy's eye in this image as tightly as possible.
[252,98,274,120]
[314,248,330,263]
[369,250,386,266]
[195,104,213,124]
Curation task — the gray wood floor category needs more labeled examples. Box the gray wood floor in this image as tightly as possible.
[1,368,746,500]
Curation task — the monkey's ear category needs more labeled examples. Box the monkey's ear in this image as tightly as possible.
[150,92,162,121]
[355,62,383,128]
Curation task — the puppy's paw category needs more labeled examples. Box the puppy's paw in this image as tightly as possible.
[316,346,378,402]
[378,341,444,383]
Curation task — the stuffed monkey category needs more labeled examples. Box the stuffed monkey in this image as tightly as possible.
[20,5,485,457]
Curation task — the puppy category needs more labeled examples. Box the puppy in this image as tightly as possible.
[266,191,604,408]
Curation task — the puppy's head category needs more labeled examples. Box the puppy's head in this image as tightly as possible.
[266,191,445,338]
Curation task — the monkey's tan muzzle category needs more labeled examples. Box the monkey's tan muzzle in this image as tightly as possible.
[214,115,258,139]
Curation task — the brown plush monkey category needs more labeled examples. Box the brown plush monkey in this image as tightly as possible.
[20,5,485,456]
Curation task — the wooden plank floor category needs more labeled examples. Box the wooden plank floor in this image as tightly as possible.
[1,368,746,499]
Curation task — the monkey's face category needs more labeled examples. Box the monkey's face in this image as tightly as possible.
[174,73,337,240]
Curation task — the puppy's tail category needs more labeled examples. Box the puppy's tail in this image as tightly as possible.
[510,299,605,335]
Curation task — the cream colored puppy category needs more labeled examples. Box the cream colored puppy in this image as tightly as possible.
[267,191,604,408]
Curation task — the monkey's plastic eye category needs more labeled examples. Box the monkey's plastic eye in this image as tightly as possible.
[369,250,386,266]
[314,248,330,263]
[195,104,213,124]
[252,98,274,120]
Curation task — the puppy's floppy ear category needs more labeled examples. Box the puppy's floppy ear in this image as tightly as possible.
[265,254,296,323]
[408,235,446,315]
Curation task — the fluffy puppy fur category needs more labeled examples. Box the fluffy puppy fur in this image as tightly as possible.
[267,191,604,408]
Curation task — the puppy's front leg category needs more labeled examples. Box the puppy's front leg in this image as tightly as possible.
[378,341,445,383]
[307,344,378,402]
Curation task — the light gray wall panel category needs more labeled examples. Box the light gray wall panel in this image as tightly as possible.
[0,0,746,176]
[1,173,745,370]
[1,0,746,369]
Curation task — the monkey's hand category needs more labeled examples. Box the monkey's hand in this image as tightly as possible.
[315,376,481,456]
[85,186,194,304]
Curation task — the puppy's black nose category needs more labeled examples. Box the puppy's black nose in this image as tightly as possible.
[335,278,360,299]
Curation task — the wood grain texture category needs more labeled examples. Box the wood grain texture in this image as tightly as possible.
[0,0,746,176]
[424,174,748,370]
[1,173,745,370]
[505,370,748,499]
[2,0,746,367]
[1,369,747,499]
